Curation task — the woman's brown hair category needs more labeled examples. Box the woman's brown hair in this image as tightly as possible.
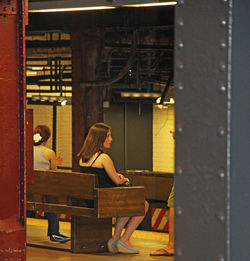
[77,122,111,162]
[33,125,51,146]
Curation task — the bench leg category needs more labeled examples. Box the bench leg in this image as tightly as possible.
[71,216,112,253]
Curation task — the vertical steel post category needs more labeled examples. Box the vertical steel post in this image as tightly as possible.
[230,0,250,260]
[71,27,104,171]
[175,0,249,260]
[175,0,228,260]
[0,0,27,260]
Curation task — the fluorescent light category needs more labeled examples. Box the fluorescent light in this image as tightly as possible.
[30,95,71,105]
[122,2,177,7]
[121,92,161,98]
[26,71,38,76]
[29,1,177,13]
[60,100,67,106]
[31,66,44,71]
[29,6,116,13]
[163,97,175,104]
[156,97,161,104]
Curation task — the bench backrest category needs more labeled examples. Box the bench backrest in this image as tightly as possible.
[27,170,146,218]
[27,169,96,199]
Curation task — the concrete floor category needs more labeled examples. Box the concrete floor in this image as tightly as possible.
[26,218,174,261]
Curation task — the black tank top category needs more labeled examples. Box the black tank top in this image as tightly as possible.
[79,153,116,188]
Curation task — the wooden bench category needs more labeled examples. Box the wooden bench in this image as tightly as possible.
[27,170,145,253]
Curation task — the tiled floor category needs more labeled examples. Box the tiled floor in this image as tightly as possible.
[27,218,174,261]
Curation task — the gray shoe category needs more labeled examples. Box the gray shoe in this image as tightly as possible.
[116,239,139,254]
[107,238,118,253]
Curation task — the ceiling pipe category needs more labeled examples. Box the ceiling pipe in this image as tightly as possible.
[80,30,138,88]
[159,70,173,104]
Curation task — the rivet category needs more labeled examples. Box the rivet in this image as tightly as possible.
[219,63,226,72]
[176,62,184,71]
[176,206,183,216]
[177,19,184,28]
[178,0,185,5]
[177,125,183,133]
[220,20,227,27]
[218,254,225,261]
[221,0,228,3]
[177,42,184,49]
[218,170,225,179]
[218,127,225,136]
[219,85,227,93]
[218,211,225,222]
[176,166,183,176]
[220,42,227,49]
[176,247,183,257]
[177,84,184,92]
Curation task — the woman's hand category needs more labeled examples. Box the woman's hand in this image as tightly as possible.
[117,174,129,184]
[55,156,63,165]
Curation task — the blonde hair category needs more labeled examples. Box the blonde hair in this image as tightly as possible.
[77,122,111,162]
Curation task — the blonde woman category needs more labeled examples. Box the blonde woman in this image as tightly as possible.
[78,122,149,254]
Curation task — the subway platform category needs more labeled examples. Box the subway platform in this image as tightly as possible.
[27,218,174,261]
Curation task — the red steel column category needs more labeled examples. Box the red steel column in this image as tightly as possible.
[0,1,27,260]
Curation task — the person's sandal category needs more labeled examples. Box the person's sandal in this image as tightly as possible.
[150,248,174,256]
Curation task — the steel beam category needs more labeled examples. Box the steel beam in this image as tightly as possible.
[0,0,27,260]
[175,0,249,260]
[230,0,250,259]
[71,27,104,171]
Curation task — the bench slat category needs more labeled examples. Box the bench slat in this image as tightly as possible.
[95,187,145,218]
[27,202,95,217]
[27,170,96,199]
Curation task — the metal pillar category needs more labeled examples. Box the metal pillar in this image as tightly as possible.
[0,0,27,260]
[174,0,250,260]
[230,0,250,259]
[71,26,104,171]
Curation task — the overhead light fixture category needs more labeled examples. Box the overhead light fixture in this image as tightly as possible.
[28,0,177,13]
[29,95,71,105]
[156,97,161,104]
[156,97,174,105]
[121,92,161,98]
[164,97,175,104]
[29,6,116,13]
[122,2,177,7]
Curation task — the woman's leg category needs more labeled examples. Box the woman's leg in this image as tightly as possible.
[119,200,149,247]
[112,217,130,240]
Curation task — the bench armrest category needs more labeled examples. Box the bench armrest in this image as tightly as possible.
[94,186,145,218]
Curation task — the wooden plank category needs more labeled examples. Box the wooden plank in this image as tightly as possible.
[27,202,95,217]
[125,173,173,201]
[71,216,112,253]
[95,186,146,218]
[27,170,96,199]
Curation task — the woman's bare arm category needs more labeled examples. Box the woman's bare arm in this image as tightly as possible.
[44,148,57,171]
[100,154,128,185]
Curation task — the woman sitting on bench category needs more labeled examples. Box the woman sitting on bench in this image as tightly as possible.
[78,122,149,254]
